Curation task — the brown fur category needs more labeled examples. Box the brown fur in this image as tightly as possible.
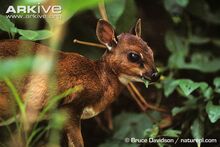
[0,19,158,147]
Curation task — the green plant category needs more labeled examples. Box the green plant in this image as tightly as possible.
[0,14,52,40]
[0,0,101,146]
[161,0,220,146]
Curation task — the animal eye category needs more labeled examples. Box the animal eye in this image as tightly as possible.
[127,52,141,63]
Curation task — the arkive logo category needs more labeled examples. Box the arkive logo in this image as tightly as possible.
[5,4,62,14]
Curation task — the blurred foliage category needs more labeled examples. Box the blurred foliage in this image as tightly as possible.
[161,0,220,146]
[94,0,126,27]
[0,56,34,79]
[16,0,102,24]
[94,0,137,32]
[187,0,220,24]
[0,15,17,37]
[99,112,154,147]
[18,29,52,41]
[165,30,220,72]
[0,14,52,40]
[0,0,103,146]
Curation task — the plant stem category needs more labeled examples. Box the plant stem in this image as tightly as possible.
[73,39,106,49]
[98,0,108,21]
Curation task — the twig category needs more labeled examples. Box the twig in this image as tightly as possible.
[129,83,148,107]
[98,0,108,21]
[94,117,110,133]
[129,83,166,112]
[127,84,146,111]
[73,39,106,49]
[104,107,113,130]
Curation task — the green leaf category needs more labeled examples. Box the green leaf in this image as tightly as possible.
[34,30,53,40]
[59,0,102,24]
[187,0,220,24]
[144,125,159,138]
[50,111,67,129]
[94,0,137,29]
[165,31,188,53]
[113,112,153,139]
[163,78,179,97]
[188,35,210,44]
[213,77,220,93]
[172,97,198,116]
[179,80,209,96]
[166,32,220,73]
[164,0,175,12]
[0,56,34,79]
[18,29,38,40]
[172,107,187,116]
[162,129,181,138]
[163,0,187,18]
[116,0,138,32]
[168,52,185,68]
[203,87,213,100]
[150,125,159,138]
[165,31,188,68]
[164,78,210,97]
[176,0,189,7]
[206,101,220,123]
[142,78,149,88]
[99,112,154,147]
[18,29,53,41]
[188,35,220,47]
[164,0,183,13]
[105,0,126,27]
[191,118,204,147]
[181,52,220,73]
[0,14,17,33]
[178,79,200,96]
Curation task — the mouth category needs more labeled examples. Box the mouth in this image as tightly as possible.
[141,72,161,83]
[119,74,144,85]
[119,74,153,86]
[141,75,151,81]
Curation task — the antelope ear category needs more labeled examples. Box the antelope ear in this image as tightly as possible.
[96,19,117,51]
[130,18,142,37]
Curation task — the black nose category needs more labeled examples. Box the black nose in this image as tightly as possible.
[151,72,160,82]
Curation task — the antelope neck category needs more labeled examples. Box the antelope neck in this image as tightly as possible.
[96,54,118,79]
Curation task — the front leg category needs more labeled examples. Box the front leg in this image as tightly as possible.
[64,106,84,147]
